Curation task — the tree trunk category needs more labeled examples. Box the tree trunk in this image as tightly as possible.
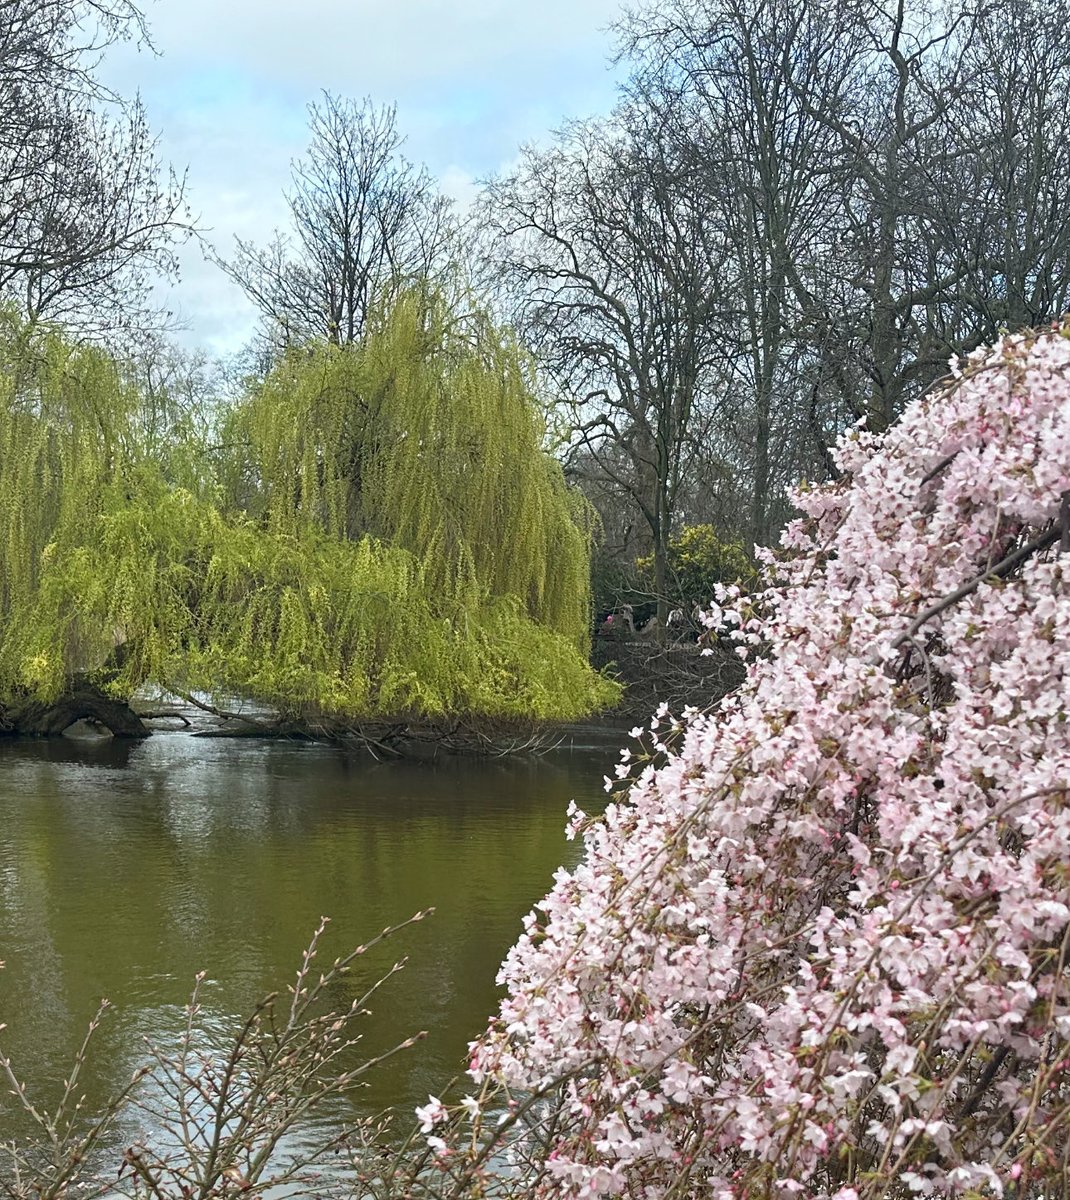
[0,677,150,738]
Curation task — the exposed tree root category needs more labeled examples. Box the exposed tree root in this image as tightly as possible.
[0,677,149,738]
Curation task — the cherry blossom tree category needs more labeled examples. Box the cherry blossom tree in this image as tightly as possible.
[426,323,1070,1199]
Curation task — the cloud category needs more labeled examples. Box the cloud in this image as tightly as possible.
[126,0,623,101]
[437,164,482,212]
[100,0,625,353]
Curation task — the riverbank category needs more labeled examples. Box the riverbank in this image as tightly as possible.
[5,638,745,754]
[585,637,746,722]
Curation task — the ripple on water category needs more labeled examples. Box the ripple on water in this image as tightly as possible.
[0,731,615,1149]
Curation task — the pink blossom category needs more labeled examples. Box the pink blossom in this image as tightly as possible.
[447,325,1070,1198]
[415,1095,448,1133]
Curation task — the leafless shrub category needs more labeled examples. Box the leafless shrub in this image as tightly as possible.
[0,913,433,1200]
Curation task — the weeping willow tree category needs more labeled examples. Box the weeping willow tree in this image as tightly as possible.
[226,290,593,635]
[0,297,618,741]
[0,314,143,701]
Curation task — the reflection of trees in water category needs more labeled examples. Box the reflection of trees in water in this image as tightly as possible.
[0,742,611,1130]
[0,820,72,1108]
[1,735,139,769]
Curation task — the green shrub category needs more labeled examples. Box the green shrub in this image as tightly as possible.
[636,524,755,607]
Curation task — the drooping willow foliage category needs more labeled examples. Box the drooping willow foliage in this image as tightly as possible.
[0,298,618,729]
[223,289,593,644]
[0,313,143,698]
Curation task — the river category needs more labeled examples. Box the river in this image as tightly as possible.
[0,728,621,1158]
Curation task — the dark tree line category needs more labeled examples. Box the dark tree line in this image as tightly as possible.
[476,0,1070,612]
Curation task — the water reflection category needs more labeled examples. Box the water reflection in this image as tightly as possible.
[0,732,613,1144]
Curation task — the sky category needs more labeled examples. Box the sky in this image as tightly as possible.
[98,0,627,356]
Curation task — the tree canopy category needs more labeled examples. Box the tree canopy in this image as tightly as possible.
[0,294,618,738]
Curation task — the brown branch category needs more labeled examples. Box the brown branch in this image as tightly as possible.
[958,1044,1012,1119]
[891,523,1062,651]
[171,689,277,730]
[918,450,961,488]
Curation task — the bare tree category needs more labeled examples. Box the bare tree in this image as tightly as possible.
[622,0,852,542]
[222,93,455,354]
[482,110,733,626]
[615,0,1070,513]
[800,0,991,429]
[125,333,223,486]
[0,0,189,334]
[929,0,1070,342]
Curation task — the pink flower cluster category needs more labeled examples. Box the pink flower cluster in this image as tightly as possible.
[459,326,1070,1198]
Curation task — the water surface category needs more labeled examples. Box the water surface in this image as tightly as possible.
[0,731,616,1145]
